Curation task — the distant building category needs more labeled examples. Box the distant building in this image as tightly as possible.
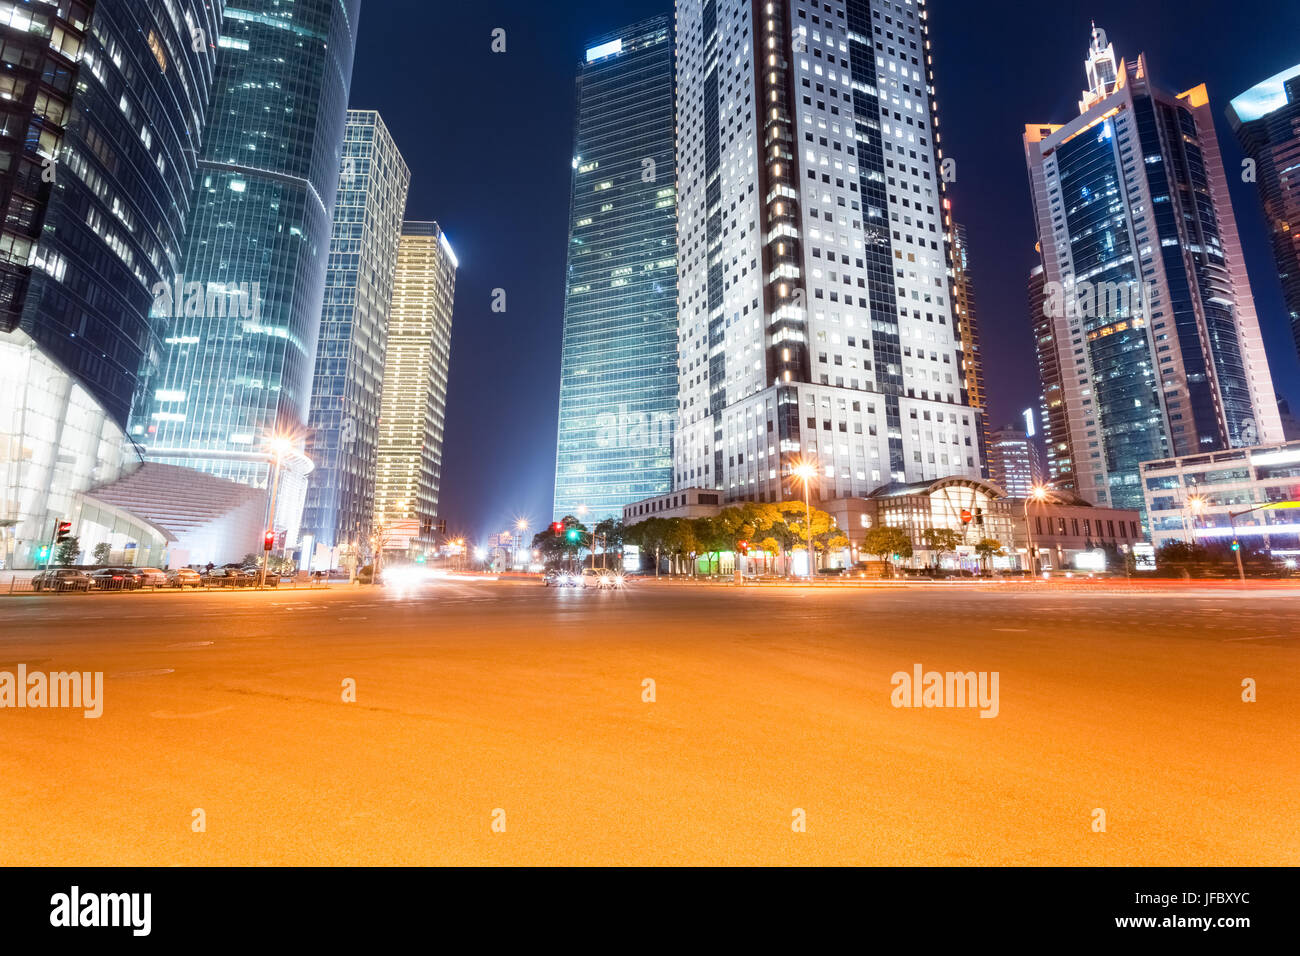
[986,425,1045,498]
[950,220,990,469]
[301,111,411,562]
[1024,29,1284,520]
[553,17,678,522]
[1227,63,1300,360]
[1279,397,1300,441]
[1029,262,1076,491]
[1141,440,1300,552]
[373,222,457,546]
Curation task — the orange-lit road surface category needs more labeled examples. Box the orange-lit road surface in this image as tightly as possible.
[1,579,1296,865]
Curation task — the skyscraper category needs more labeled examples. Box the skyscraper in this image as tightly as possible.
[986,425,1044,499]
[673,0,983,506]
[372,222,457,543]
[300,111,410,561]
[1023,29,1283,516]
[552,17,677,522]
[1227,63,1300,360]
[0,0,224,568]
[132,0,362,543]
[950,218,989,472]
[1028,262,1075,490]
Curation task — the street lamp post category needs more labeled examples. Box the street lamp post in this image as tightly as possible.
[1024,482,1056,580]
[260,436,294,590]
[792,461,817,578]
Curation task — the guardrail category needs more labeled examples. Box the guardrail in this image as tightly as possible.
[5,573,334,595]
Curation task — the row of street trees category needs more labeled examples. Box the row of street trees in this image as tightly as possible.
[620,501,852,575]
[533,504,1010,577]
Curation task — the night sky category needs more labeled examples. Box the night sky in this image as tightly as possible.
[348,0,1300,542]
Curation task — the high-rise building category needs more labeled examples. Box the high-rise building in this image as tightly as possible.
[300,111,410,562]
[1227,63,1300,361]
[672,0,983,506]
[950,218,989,471]
[131,0,362,544]
[552,17,677,522]
[987,425,1044,499]
[0,0,224,569]
[1023,29,1283,517]
[1028,262,1075,491]
[373,222,457,543]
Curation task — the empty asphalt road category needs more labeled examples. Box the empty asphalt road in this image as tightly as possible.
[1,577,1296,865]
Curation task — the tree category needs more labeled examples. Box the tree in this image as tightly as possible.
[55,535,80,566]
[532,516,588,569]
[92,542,111,565]
[863,525,912,577]
[593,517,624,569]
[624,518,667,576]
[779,500,835,571]
[921,527,962,571]
[974,538,1005,574]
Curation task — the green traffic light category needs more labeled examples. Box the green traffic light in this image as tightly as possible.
[566,529,579,542]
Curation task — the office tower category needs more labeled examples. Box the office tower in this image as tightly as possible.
[552,17,677,522]
[300,111,410,562]
[1227,63,1300,360]
[673,0,983,506]
[1023,29,1283,516]
[0,0,223,568]
[1029,261,1075,490]
[987,425,1044,498]
[949,218,989,471]
[372,222,457,541]
[132,0,363,544]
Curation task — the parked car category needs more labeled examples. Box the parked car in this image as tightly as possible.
[166,568,201,589]
[116,567,147,589]
[200,567,243,587]
[33,569,93,592]
[817,567,847,577]
[90,567,137,590]
[136,567,167,587]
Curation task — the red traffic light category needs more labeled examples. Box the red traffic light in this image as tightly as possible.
[55,520,73,542]
[551,522,564,535]
[263,530,275,550]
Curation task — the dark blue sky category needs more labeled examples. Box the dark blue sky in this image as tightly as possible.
[349,0,1300,541]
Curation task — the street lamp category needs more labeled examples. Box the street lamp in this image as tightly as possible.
[792,460,817,578]
[260,434,296,589]
[1185,494,1206,545]
[1024,482,1056,580]
[515,517,529,571]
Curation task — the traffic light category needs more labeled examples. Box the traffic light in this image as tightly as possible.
[551,522,564,535]
[55,520,73,543]
[437,519,447,536]
[421,518,433,537]
[566,528,580,542]
[738,540,749,554]
[975,508,985,526]
[263,530,275,551]
[1231,540,1241,552]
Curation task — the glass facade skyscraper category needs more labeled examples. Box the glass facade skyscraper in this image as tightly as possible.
[1228,63,1300,362]
[0,0,224,567]
[373,222,456,541]
[552,17,677,522]
[300,110,409,559]
[1024,31,1283,517]
[131,0,362,542]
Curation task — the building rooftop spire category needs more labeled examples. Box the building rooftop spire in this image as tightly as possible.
[1080,24,1119,112]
